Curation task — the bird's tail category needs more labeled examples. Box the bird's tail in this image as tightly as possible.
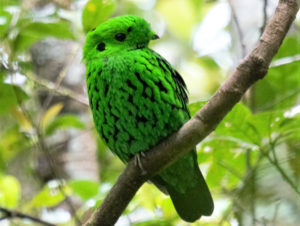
[165,167,213,222]
[151,151,214,222]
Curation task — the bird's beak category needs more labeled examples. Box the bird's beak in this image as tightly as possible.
[151,33,160,40]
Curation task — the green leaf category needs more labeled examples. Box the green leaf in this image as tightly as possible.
[133,219,174,226]
[82,0,116,33]
[27,183,71,208]
[0,9,12,39]
[70,180,99,201]
[254,35,300,111]
[0,125,29,165]
[0,82,28,115]
[0,0,20,8]
[199,138,248,189]
[274,35,300,60]
[215,103,262,145]
[41,103,64,131]
[12,21,75,52]
[45,114,85,135]
[0,175,21,208]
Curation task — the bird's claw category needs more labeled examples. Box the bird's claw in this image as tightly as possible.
[134,152,147,175]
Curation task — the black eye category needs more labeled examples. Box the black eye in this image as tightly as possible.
[115,33,126,42]
[97,42,105,51]
[127,27,132,32]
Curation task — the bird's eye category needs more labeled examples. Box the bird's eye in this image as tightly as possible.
[127,27,132,32]
[115,33,126,42]
[97,42,106,51]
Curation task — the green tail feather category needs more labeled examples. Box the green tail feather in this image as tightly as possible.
[151,152,214,222]
[166,168,214,222]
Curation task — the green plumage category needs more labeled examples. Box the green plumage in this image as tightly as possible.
[83,15,213,222]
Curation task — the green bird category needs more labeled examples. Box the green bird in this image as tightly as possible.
[83,15,213,222]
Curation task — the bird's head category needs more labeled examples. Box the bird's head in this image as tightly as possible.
[83,15,159,61]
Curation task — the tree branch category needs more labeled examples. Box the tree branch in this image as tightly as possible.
[0,206,57,226]
[84,1,299,225]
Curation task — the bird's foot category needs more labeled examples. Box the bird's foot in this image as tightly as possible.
[134,152,147,175]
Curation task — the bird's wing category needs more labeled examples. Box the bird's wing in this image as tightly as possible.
[152,51,190,118]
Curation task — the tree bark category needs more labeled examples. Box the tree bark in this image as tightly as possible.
[84,1,300,225]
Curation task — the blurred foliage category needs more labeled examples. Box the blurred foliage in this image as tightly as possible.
[0,0,300,226]
[82,0,116,33]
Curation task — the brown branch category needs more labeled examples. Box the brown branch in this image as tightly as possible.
[84,1,299,225]
[0,206,57,226]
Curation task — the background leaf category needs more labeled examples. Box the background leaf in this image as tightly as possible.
[82,0,116,33]
[0,175,21,208]
[41,103,63,131]
[0,82,28,115]
[70,180,99,201]
[12,21,75,52]
[45,114,85,135]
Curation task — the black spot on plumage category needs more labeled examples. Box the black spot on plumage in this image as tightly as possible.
[111,114,119,124]
[119,87,127,93]
[128,95,133,104]
[102,114,107,124]
[157,57,167,72]
[95,100,99,110]
[127,26,132,32]
[165,122,171,131]
[141,92,147,99]
[126,80,137,90]
[104,84,109,96]
[98,69,102,76]
[135,72,149,98]
[113,127,119,140]
[137,115,147,123]
[87,72,91,78]
[150,93,155,102]
[102,135,109,144]
[101,127,109,143]
[171,103,182,110]
[156,80,168,93]
[97,42,106,51]
[140,62,152,74]
[115,33,126,42]
[88,82,92,92]
[128,136,134,146]
[94,85,99,92]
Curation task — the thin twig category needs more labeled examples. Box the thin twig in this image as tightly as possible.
[35,130,82,226]
[228,0,247,58]
[266,141,300,196]
[261,0,268,35]
[41,43,81,112]
[0,207,57,226]
[5,67,89,107]
[30,73,89,107]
